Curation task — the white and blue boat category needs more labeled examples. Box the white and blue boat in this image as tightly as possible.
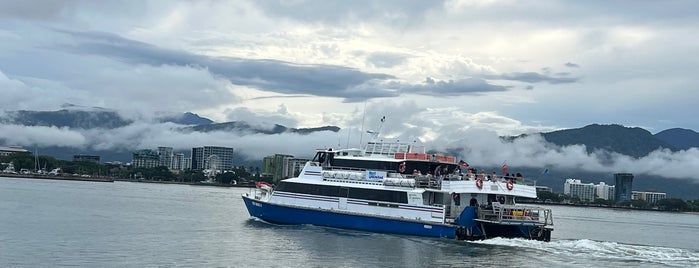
[243,139,553,241]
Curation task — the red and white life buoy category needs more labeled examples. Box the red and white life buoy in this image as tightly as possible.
[398,162,406,173]
[506,180,514,191]
[256,181,273,190]
[475,178,483,189]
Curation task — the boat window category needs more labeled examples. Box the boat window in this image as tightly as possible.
[276,182,408,204]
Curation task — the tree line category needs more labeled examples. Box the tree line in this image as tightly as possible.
[537,191,699,212]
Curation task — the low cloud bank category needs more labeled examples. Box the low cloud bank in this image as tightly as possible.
[1,121,697,183]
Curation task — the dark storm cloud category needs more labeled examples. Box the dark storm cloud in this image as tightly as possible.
[565,62,580,68]
[488,72,579,84]
[366,52,409,68]
[337,77,510,103]
[401,77,509,96]
[56,30,394,98]
[56,30,516,102]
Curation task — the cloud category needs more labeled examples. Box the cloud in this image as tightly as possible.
[366,52,409,68]
[565,62,580,68]
[224,105,299,128]
[1,99,697,182]
[488,72,579,84]
[402,77,509,96]
[251,0,442,27]
[0,124,87,148]
[57,30,395,99]
[437,129,699,182]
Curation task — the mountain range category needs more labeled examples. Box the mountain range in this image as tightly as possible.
[1,109,698,199]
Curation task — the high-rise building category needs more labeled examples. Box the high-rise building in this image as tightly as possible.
[595,182,615,200]
[191,146,234,171]
[262,154,294,182]
[158,147,174,169]
[183,157,191,171]
[132,149,160,168]
[564,178,597,202]
[614,173,634,202]
[287,158,310,178]
[172,153,185,170]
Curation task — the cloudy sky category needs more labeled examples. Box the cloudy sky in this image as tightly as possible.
[1,1,699,181]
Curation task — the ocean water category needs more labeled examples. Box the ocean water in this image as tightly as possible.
[1,177,697,267]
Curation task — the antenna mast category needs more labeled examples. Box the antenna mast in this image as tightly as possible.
[359,102,367,147]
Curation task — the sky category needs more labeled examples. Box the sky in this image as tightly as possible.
[1,1,699,182]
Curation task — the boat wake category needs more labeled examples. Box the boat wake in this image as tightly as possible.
[471,238,699,267]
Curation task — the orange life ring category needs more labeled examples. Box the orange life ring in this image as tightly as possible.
[475,178,483,189]
[506,180,514,191]
[398,162,406,173]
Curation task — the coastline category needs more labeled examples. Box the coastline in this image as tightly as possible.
[0,173,115,183]
[0,174,253,188]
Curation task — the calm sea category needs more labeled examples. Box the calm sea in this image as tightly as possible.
[1,177,697,267]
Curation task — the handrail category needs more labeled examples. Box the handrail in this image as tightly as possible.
[487,204,553,226]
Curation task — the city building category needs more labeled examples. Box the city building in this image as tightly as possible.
[191,146,234,171]
[172,153,185,170]
[535,186,553,193]
[632,191,667,204]
[564,178,597,202]
[158,147,174,169]
[0,146,29,157]
[73,154,100,164]
[595,182,615,200]
[614,173,634,202]
[132,149,160,168]
[183,157,191,171]
[287,157,310,178]
[262,154,294,183]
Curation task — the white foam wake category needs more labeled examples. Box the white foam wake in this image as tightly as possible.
[471,238,699,267]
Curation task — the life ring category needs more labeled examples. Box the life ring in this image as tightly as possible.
[475,178,483,189]
[506,180,514,191]
[398,162,406,173]
[256,181,273,190]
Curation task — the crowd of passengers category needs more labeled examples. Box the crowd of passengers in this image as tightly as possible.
[410,166,525,184]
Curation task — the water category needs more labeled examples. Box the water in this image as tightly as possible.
[1,177,697,267]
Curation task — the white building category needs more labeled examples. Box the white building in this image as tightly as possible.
[632,191,667,204]
[286,158,310,178]
[564,178,597,202]
[0,146,29,157]
[595,182,615,200]
[172,153,185,170]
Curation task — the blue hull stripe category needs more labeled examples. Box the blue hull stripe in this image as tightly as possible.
[243,195,456,239]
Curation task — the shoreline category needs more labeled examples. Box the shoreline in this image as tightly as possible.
[0,174,254,188]
[1,173,115,183]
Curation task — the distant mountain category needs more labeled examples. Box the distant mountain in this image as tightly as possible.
[159,112,213,125]
[540,124,677,158]
[655,128,699,150]
[187,121,340,134]
[1,109,132,129]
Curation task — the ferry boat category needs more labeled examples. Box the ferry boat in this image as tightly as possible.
[242,140,553,241]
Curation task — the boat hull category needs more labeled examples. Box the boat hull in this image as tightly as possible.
[478,222,552,242]
[242,195,457,238]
